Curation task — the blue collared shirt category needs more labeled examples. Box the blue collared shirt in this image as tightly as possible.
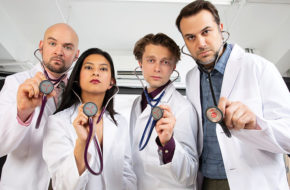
[200,43,233,179]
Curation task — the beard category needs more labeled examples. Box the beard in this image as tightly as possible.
[195,48,219,67]
[43,56,68,74]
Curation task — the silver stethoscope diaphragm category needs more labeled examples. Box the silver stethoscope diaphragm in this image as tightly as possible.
[39,80,54,95]
[151,106,164,121]
[83,102,98,117]
[205,106,223,123]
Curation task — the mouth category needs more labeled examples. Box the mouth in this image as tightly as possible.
[90,79,100,84]
[198,50,210,57]
[51,57,64,64]
[151,76,161,80]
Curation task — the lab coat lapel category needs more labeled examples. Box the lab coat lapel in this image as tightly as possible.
[190,66,202,119]
[220,44,243,98]
[160,83,174,104]
[188,66,203,155]
[103,113,118,172]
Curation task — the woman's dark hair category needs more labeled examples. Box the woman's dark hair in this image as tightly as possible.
[55,48,118,125]
[176,0,220,32]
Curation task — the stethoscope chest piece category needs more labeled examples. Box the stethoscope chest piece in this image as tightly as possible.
[151,106,163,121]
[83,102,98,117]
[206,106,223,123]
[39,80,54,95]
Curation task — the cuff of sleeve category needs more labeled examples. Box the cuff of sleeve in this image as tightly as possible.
[17,110,35,127]
[156,136,175,164]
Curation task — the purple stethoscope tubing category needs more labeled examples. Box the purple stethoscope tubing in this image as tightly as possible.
[34,49,67,129]
[84,106,106,175]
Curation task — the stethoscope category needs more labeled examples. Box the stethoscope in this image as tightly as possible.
[134,66,180,150]
[34,49,71,129]
[73,85,119,175]
[181,31,232,138]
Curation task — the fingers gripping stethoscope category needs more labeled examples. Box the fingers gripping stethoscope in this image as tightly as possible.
[134,66,180,150]
[181,31,232,138]
[73,85,119,175]
[34,49,71,129]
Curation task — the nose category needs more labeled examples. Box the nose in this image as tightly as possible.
[54,45,64,56]
[154,62,161,72]
[196,36,207,49]
[92,68,99,76]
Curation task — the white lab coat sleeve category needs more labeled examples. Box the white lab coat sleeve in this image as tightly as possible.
[122,123,137,190]
[0,75,31,156]
[43,115,90,190]
[232,58,290,154]
[129,98,139,148]
[169,103,199,186]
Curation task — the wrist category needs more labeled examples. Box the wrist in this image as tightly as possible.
[76,138,87,148]
[17,107,34,122]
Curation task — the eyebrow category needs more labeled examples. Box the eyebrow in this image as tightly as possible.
[84,62,108,66]
[145,55,173,61]
[144,55,156,59]
[47,37,74,47]
[184,26,212,37]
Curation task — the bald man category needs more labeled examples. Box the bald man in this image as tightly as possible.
[0,23,79,190]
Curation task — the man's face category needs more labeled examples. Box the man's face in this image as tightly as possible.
[39,24,79,76]
[139,44,176,92]
[180,10,223,68]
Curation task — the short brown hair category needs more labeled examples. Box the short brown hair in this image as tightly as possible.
[133,33,180,63]
[176,0,220,32]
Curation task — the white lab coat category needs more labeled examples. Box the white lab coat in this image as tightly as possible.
[186,44,290,190]
[43,104,137,190]
[130,83,199,190]
[0,64,53,190]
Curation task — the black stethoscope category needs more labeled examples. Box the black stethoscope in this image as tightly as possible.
[73,86,119,175]
[181,31,232,138]
[34,49,69,129]
[134,66,180,150]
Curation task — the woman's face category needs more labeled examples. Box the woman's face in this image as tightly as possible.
[79,54,113,96]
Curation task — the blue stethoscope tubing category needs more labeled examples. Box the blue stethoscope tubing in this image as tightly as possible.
[134,66,180,150]
[139,90,165,151]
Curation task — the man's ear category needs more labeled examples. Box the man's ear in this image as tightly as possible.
[39,40,43,53]
[220,23,223,32]
[138,61,142,68]
[73,50,80,62]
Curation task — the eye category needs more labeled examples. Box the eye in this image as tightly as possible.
[161,60,170,65]
[64,45,73,50]
[146,59,155,63]
[48,41,56,46]
[186,35,195,41]
[100,67,108,71]
[84,65,93,70]
[202,29,210,35]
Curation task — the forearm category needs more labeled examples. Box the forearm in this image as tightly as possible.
[74,139,87,175]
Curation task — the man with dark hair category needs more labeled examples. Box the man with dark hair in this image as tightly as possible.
[130,33,199,189]
[176,0,290,190]
[0,23,79,190]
